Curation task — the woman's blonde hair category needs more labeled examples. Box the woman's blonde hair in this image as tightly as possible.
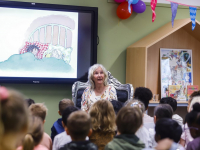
[124,99,145,114]
[22,116,44,150]
[0,87,29,150]
[89,100,116,132]
[88,64,108,89]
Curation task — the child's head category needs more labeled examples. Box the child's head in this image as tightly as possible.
[110,100,123,115]
[116,106,142,134]
[59,98,74,115]
[66,111,91,141]
[22,116,44,150]
[0,87,29,150]
[155,118,182,143]
[124,99,145,114]
[89,99,116,132]
[154,104,173,123]
[188,91,200,112]
[134,87,153,110]
[26,45,39,56]
[25,98,35,107]
[160,97,177,112]
[62,106,79,127]
[29,103,48,122]
[188,96,200,112]
[185,103,200,138]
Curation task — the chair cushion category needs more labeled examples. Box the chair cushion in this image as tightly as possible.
[76,88,128,108]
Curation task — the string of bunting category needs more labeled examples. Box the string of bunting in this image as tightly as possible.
[151,0,198,30]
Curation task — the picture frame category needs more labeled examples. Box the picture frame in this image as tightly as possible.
[160,48,193,101]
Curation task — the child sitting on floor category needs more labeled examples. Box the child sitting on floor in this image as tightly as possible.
[89,100,116,150]
[160,97,183,126]
[105,106,145,150]
[17,116,48,150]
[185,103,200,150]
[29,103,52,150]
[125,99,151,148]
[59,111,97,150]
[51,99,74,141]
[0,87,29,150]
[53,106,79,150]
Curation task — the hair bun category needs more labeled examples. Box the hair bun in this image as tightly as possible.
[193,103,200,112]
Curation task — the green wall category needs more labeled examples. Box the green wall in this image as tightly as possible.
[2,0,199,135]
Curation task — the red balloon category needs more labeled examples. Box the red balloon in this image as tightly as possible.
[116,2,132,19]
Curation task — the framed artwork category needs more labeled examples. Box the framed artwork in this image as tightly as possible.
[160,48,193,101]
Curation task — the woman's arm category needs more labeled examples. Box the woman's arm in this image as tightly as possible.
[81,87,90,112]
[109,86,118,100]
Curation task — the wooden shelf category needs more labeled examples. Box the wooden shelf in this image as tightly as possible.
[149,100,188,107]
[126,18,200,104]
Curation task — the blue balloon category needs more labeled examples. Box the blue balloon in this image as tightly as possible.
[130,0,139,4]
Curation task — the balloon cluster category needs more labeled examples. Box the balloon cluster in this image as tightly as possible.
[115,0,146,19]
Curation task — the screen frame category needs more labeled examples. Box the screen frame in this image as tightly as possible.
[0,0,98,84]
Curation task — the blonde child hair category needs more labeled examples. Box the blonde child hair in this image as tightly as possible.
[0,87,29,150]
[29,103,48,121]
[89,99,116,132]
[21,116,44,150]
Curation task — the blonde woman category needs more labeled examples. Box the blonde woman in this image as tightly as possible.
[17,116,48,150]
[81,64,117,113]
[89,100,116,150]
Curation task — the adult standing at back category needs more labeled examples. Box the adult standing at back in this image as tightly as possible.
[81,64,118,112]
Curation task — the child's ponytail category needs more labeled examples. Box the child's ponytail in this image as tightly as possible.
[23,134,34,150]
[185,102,200,126]
[22,116,44,150]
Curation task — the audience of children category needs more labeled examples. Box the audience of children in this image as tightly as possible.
[125,99,151,148]
[59,111,98,150]
[149,104,173,148]
[3,84,200,150]
[0,87,29,150]
[51,99,74,141]
[29,103,52,150]
[105,106,145,150]
[89,100,116,150]
[160,97,183,126]
[53,106,79,150]
[17,116,48,150]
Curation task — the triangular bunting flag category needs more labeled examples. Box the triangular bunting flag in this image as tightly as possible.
[171,2,178,27]
[151,0,157,22]
[189,7,197,30]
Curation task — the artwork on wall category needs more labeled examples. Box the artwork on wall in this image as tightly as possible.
[160,48,193,101]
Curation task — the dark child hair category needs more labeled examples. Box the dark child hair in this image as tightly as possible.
[185,103,200,126]
[134,87,153,110]
[154,104,173,121]
[155,118,182,143]
[110,100,123,115]
[25,98,35,107]
[160,97,177,112]
[62,106,79,126]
